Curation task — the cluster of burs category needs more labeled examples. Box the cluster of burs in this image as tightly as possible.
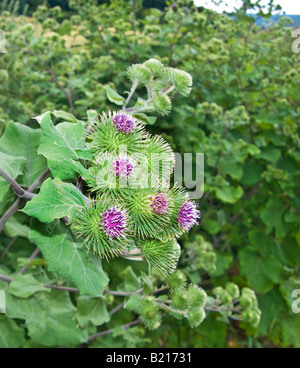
[73,59,201,278]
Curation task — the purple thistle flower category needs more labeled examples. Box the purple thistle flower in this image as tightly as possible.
[101,207,127,239]
[177,201,200,231]
[112,157,134,178]
[151,193,168,215]
[112,113,135,134]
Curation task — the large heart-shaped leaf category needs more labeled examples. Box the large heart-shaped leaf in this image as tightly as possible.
[29,219,109,297]
[23,178,86,223]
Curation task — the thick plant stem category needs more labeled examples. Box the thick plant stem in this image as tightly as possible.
[0,274,13,282]
[0,198,23,233]
[27,168,51,192]
[0,168,35,200]
[0,168,51,234]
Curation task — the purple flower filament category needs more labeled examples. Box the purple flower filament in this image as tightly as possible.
[102,207,127,239]
[177,201,200,231]
[151,193,168,215]
[112,157,134,178]
[113,113,135,134]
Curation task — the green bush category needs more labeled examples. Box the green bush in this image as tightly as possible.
[0,0,299,348]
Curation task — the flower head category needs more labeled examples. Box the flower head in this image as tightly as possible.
[112,157,134,178]
[113,113,135,134]
[177,201,200,231]
[101,207,127,239]
[151,193,168,215]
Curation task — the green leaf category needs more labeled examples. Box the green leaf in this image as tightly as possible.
[52,110,78,123]
[0,122,47,187]
[257,147,281,163]
[23,178,86,223]
[8,274,49,298]
[260,198,288,238]
[112,325,151,348]
[248,229,286,262]
[241,161,264,186]
[118,266,141,292]
[280,315,300,348]
[255,289,285,338]
[239,248,283,293]
[209,252,233,278]
[87,110,98,121]
[76,148,94,161]
[0,290,5,313]
[296,229,300,247]
[219,158,243,180]
[33,111,51,125]
[76,295,110,326]
[190,313,227,348]
[0,315,25,348]
[29,219,109,296]
[215,185,243,204]
[124,294,141,313]
[6,291,87,346]
[104,85,125,106]
[4,217,29,238]
[38,112,87,180]
[202,219,221,235]
[279,278,300,310]
[133,113,157,125]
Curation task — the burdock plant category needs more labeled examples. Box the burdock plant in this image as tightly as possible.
[74,58,200,277]
[1,58,260,334]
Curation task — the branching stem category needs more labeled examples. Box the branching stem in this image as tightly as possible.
[0,273,144,297]
[0,168,36,200]
[0,168,51,234]
[87,318,142,342]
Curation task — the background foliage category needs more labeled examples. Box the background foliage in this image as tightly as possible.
[0,0,299,348]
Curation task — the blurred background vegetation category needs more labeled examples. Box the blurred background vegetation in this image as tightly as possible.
[0,0,299,348]
[16,0,168,14]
